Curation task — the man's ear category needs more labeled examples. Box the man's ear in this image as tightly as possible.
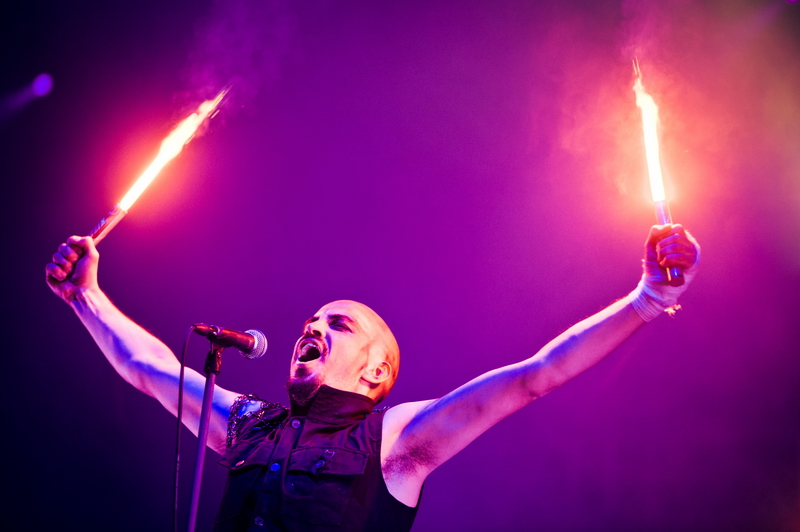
[363,361,392,385]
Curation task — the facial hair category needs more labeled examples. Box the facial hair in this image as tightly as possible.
[286,374,322,406]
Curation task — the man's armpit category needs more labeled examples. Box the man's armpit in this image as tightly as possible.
[382,438,436,479]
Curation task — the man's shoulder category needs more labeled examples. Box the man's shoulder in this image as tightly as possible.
[231,394,287,418]
[379,400,437,508]
[226,394,289,449]
[380,399,437,462]
[381,399,436,435]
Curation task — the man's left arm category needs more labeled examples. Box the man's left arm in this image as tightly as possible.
[381,224,699,506]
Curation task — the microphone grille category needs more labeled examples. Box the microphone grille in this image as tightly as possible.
[243,329,268,360]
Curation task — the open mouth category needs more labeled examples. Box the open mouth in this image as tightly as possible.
[296,338,324,363]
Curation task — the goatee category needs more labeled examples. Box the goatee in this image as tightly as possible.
[286,375,322,406]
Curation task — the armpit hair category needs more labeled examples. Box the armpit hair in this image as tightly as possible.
[383,438,436,479]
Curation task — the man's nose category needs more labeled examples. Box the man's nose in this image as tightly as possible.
[305,322,322,337]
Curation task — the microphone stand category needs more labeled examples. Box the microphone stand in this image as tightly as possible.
[187,343,224,532]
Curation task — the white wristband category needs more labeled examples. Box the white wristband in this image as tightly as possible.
[628,279,680,322]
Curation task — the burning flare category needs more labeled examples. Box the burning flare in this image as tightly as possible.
[632,60,684,287]
[632,60,665,203]
[90,88,229,243]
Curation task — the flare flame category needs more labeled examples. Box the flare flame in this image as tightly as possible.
[632,60,666,203]
[119,88,228,211]
[90,88,229,244]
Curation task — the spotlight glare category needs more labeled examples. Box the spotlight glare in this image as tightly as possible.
[31,73,54,97]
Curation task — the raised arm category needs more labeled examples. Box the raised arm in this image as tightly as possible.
[381,224,700,506]
[46,236,239,454]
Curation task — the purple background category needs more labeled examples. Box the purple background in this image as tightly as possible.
[3,0,800,530]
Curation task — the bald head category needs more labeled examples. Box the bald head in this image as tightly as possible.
[318,300,400,403]
[288,300,401,406]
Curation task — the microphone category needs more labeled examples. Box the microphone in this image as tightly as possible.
[193,324,268,360]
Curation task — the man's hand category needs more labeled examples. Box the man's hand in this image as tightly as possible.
[646,224,699,277]
[45,235,99,303]
[630,224,700,321]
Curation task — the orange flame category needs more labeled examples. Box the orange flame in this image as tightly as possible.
[632,61,666,203]
[118,88,228,211]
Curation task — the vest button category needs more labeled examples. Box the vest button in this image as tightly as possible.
[291,419,301,429]
[314,460,326,469]
[269,463,281,472]
[253,516,264,526]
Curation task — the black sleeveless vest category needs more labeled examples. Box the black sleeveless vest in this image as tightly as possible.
[215,386,420,531]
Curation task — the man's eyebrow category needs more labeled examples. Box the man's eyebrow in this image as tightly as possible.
[328,314,354,324]
[303,316,320,328]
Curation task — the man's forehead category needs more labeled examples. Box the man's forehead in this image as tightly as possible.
[320,300,368,315]
[313,301,380,327]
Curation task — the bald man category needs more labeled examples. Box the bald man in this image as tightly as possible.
[46,224,699,531]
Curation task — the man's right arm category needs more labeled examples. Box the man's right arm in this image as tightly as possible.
[46,235,238,454]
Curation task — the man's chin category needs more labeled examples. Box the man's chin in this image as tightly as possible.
[286,375,322,406]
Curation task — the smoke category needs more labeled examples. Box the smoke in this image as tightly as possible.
[179,0,295,117]
[618,0,695,69]
[540,1,798,199]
